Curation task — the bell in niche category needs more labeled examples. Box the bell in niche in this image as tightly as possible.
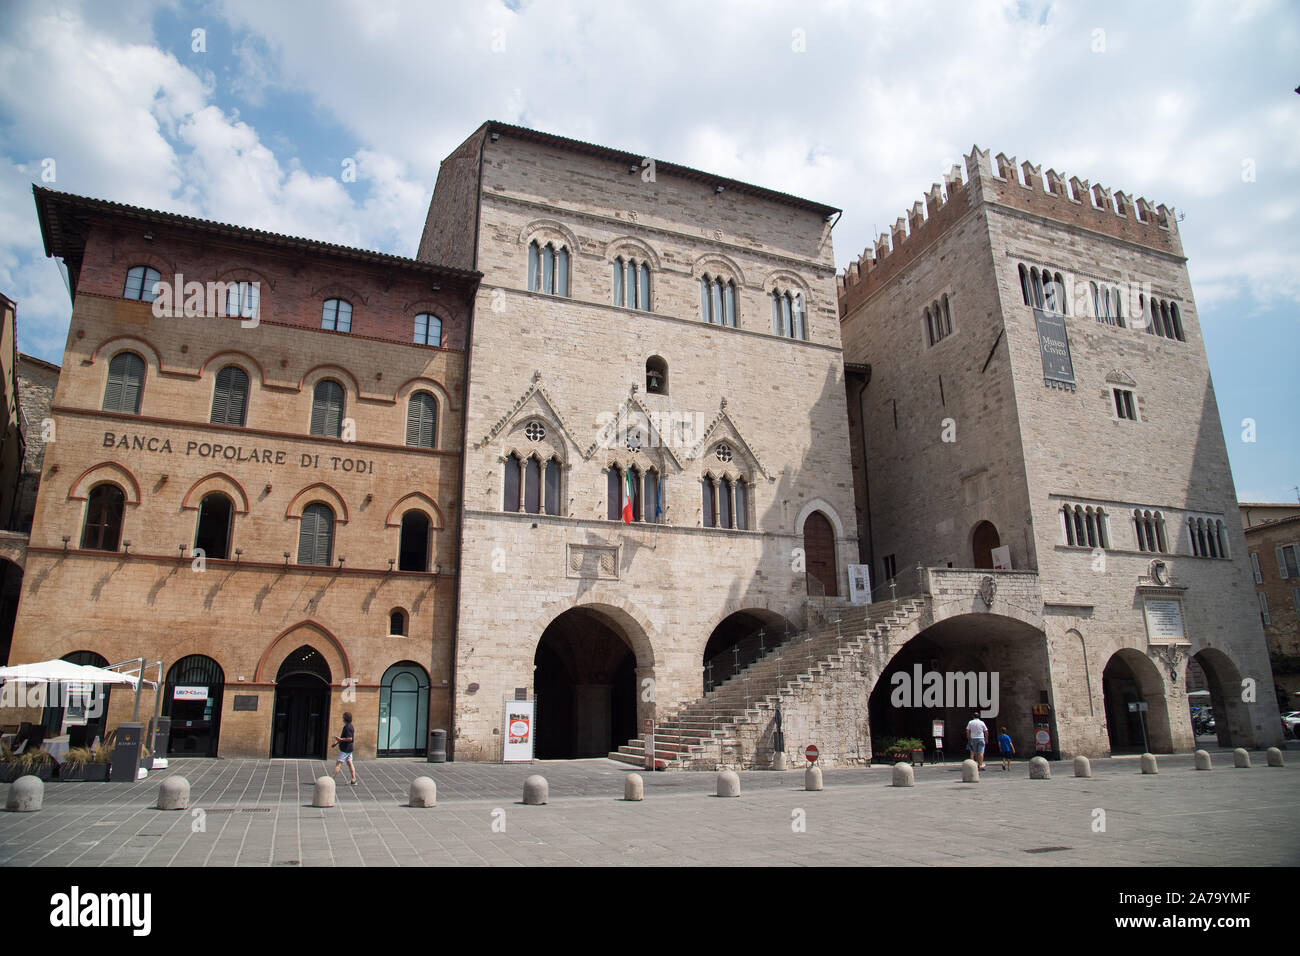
[647,371,662,393]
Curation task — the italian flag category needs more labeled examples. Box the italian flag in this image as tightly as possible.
[622,470,634,523]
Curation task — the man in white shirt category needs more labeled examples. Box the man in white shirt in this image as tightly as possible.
[966,712,990,770]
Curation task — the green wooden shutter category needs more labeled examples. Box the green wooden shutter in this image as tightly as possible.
[311,381,343,437]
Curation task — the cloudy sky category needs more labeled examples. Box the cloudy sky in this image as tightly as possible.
[0,0,1295,500]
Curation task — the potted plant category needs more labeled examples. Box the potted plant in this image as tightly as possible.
[16,747,55,781]
[87,742,112,781]
[883,737,925,763]
[0,742,17,783]
[59,746,93,781]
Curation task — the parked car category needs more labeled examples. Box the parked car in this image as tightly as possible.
[1280,712,1300,738]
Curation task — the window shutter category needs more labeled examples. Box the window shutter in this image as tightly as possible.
[1250,553,1262,584]
[310,388,327,435]
[1278,547,1289,579]
[406,395,421,446]
[297,508,317,564]
[211,373,228,424]
[103,371,124,411]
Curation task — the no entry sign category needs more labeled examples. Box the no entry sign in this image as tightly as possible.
[805,745,819,763]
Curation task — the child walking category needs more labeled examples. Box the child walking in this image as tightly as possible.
[998,727,1015,771]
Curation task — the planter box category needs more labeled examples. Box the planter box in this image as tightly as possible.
[60,764,109,782]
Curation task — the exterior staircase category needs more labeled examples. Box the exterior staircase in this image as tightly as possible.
[608,596,929,770]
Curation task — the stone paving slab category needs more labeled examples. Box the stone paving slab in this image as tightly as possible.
[1,748,1297,866]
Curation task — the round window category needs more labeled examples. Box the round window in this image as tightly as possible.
[525,421,546,442]
[715,443,732,463]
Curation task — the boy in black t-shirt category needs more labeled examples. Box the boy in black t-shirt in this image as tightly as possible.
[330,712,357,785]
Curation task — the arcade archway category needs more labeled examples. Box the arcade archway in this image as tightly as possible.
[533,607,638,759]
[868,613,1052,760]
[272,645,331,759]
[1102,649,1173,754]
[702,609,795,693]
[1187,647,1252,749]
[163,654,225,757]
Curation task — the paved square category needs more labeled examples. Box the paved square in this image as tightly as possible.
[2,747,1296,866]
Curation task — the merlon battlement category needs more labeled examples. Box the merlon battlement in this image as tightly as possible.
[838,145,1183,299]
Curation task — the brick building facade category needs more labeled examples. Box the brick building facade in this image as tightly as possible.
[2,187,478,758]
[1244,514,1300,713]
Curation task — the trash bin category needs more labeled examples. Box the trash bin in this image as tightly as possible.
[427,729,447,763]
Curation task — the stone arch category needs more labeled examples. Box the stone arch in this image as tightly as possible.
[393,376,453,413]
[761,268,813,303]
[67,461,142,505]
[524,597,656,670]
[309,281,367,307]
[215,265,277,292]
[298,364,361,398]
[971,520,1000,569]
[1190,646,1255,749]
[701,607,797,692]
[180,472,251,513]
[518,218,580,255]
[90,336,163,373]
[604,235,662,270]
[114,249,176,278]
[198,350,268,388]
[0,534,28,571]
[794,498,847,539]
[691,252,747,287]
[255,620,352,683]
[285,482,350,523]
[1101,647,1173,753]
[383,492,445,530]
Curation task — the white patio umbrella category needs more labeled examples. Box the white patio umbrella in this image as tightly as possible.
[0,660,145,687]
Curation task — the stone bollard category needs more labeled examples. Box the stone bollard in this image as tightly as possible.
[1194,750,1212,771]
[1074,755,1091,778]
[5,775,43,812]
[1267,747,1284,768]
[772,751,788,771]
[716,770,741,797]
[156,776,190,810]
[623,773,644,801]
[805,765,823,791]
[1028,756,1050,779]
[961,759,979,783]
[409,776,437,807]
[891,762,914,787]
[1233,748,1251,769]
[522,775,548,805]
[1140,753,1158,774]
[312,776,336,808]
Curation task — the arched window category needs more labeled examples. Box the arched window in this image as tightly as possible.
[734,477,748,530]
[544,458,561,516]
[528,240,569,296]
[123,266,162,302]
[941,294,952,336]
[644,468,660,523]
[1054,273,1068,315]
[613,257,652,310]
[210,365,250,426]
[1150,298,1163,337]
[103,351,145,413]
[503,453,522,512]
[1043,268,1061,313]
[719,479,734,529]
[224,282,260,321]
[81,484,125,551]
[702,476,716,528]
[414,313,442,347]
[297,503,335,566]
[771,289,805,338]
[321,298,352,332]
[406,392,437,449]
[310,380,345,438]
[1160,301,1173,338]
[389,609,408,636]
[378,662,430,756]
[524,457,541,514]
[646,356,668,395]
[1170,303,1185,341]
[701,275,737,327]
[194,492,233,560]
[398,511,430,572]
[1030,268,1045,309]
[608,465,623,521]
[1019,264,1031,306]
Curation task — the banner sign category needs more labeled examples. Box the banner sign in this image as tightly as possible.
[503,699,535,762]
[173,685,208,700]
[1033,308,1076,389]
[848,564,872,605]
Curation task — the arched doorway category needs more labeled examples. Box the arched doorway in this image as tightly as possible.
[803,511,838,596]
[163,655,225,757]
[972,521,1000,569]
[533,608,637,759]
[378,661,429,756]
[868,613,1052,760]
[272,646,331,759]
[1102,649,1172,753]
[0,557,22,666]
[702,610,794,693]
[1187,648,1252,749]
[40,650,111,747]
